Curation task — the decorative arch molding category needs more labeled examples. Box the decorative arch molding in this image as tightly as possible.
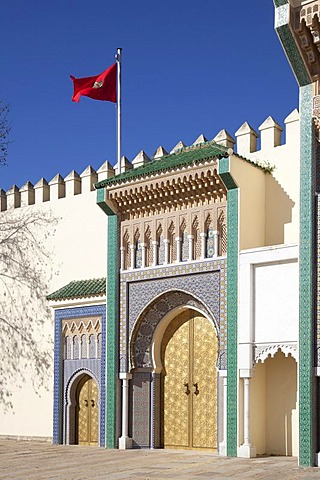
[127,270,221,334]
[255,344,298,364]
[65,367,100,405]
[130,289,219,369]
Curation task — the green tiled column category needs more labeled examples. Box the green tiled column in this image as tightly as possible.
[219,157,238,457]
[274,3,316,466]
[299,85,316,466]
[97,189,119,448]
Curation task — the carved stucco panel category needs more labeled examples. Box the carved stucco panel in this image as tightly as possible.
[127,271,222,369]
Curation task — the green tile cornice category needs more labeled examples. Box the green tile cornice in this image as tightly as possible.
[275,4,311,87]
[95,142,229,188]
[47,278,106,301]
[96,188,117,215]
[274,0,288,7]
[219,157,238,190]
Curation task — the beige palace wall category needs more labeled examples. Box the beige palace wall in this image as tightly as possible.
[229,156,266,250]
[0,180,107,439]
[235,110,300,246]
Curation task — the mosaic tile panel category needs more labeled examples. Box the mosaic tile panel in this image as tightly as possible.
[106,214,119,448]
[131,372,151,448]
[53,313,63,444]
[207,228,215,258]
[131,289,218,369]
[64,359,101,397]
[128,271,220,332]
[317,195,320,364]
[119,259,226,373]
[182,232,189,261]
[53,305,106,446]
[150,373,161,448]
[225,187,238,458]
[299,84,316,466]
[219,160,239,458]
[136,240,142,268]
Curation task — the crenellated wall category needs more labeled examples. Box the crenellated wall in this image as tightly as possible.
[0,161,114,212]
[0,109,299,228]
[234,109,300,245]
[0,108,300,441]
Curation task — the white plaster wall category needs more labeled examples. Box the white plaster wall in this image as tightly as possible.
[0,190,107,439]
[254,259,298,344]
[239,245,299,457]
[238,244,298,372]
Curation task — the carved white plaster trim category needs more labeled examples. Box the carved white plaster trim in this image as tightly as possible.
[254,343,298,364]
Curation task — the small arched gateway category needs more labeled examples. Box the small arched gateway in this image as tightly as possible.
[47,278,106,447]
[66,371,100,445]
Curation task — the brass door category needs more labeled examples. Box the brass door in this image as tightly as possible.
[163,310,218,450]
[76,375,99,445]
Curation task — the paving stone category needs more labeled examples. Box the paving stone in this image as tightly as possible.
[0,440,320,480]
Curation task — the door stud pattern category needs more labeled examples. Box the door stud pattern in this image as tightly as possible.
[77,376,99,446]
[163,311,218,450]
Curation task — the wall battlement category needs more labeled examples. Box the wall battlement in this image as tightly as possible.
[0,110,299,213]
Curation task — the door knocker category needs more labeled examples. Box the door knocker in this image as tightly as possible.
[193,382,199,396]
[184,382,190,395]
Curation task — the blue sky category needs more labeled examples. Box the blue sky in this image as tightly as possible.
[0,1,298,192]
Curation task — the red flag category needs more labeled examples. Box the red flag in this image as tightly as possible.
[70,63,117,103]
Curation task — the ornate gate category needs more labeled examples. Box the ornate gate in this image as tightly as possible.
[76,375,99,445]
[162,310,218,450]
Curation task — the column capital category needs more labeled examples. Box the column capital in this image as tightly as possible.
[119,372,132,380]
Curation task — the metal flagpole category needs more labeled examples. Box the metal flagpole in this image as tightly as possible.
[116,48,122,169]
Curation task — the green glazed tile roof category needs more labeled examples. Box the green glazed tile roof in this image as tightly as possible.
[95,141,230,188]
[47,278,106,301]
